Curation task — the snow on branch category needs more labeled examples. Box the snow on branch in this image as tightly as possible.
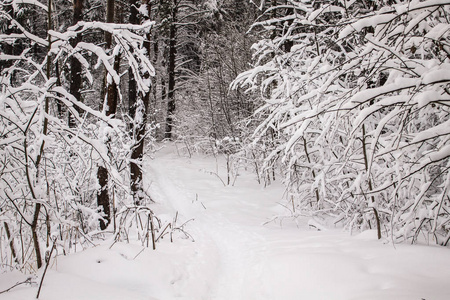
[234,0,450,244]
[12,0,47,11]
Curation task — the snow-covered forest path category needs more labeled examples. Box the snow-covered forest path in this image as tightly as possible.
[148,146,280,299]
[147,145,450,300]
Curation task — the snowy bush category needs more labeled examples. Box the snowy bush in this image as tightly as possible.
[0,0,155,271]
[234,0,450,245]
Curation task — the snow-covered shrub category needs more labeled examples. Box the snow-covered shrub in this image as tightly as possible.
[234,0,450,245]
[0,0,155,271]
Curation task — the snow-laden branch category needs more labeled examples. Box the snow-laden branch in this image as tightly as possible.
[12,0,47,11]
[234,0,450,244]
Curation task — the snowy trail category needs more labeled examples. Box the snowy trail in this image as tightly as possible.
[147,145,450,300]
[148,148,272,300]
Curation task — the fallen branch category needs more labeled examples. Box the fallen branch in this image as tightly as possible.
[0,277,34,295]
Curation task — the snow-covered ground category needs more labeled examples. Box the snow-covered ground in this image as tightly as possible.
[2,144,450,300]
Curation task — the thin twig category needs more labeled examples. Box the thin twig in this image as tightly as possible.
[36,238,56,299]
[0,278,33,295]
[132,248,146,260]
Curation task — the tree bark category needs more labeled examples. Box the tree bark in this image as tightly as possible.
[0,2,13,74]
[2,220,19,265]
[164,0,177,140]
[128,0,139,204]
[302,137,320,206]
[105,0,114,47]
[104,0,119,115]
[29,0,54,270]
[362,124,382,240]
[129,0,151,205]
[96,0,118,230]
[68,0,83,128]
[97,166,110,230]
[31,203,42,269]
[283,3,293,52]
[0,1,23,82]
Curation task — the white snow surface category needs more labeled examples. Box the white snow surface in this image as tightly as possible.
[2,143,450,300]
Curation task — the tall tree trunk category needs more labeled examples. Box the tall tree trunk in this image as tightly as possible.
[96,0,117,230]
[26,0,54,269]
[68,0,83,128]
[150,35,159,135]
[128,0,138,203]
[128,0,151,205]
[130,118,146,205]
[164,1,177,140]
[104,0,119,114]
[29,0,54,270]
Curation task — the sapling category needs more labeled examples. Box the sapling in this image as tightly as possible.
[36,237,56,299]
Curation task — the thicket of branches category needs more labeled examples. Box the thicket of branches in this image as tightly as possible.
[2,0,449,277]
[234,0,450,245]
[0,0,259,275]
[0,0,160,272]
